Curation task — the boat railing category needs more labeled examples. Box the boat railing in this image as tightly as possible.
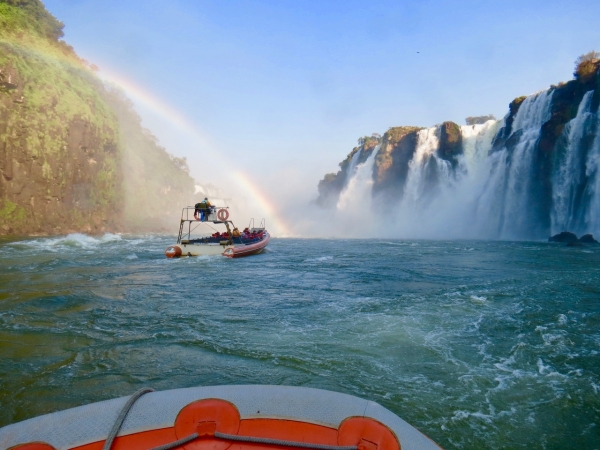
[177,206,233,244]
[180,206,231,223]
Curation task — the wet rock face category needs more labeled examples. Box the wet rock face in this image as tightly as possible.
[437,121,463,166]
[371,126,422,202]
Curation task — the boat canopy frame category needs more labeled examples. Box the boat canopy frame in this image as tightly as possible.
[177,206,235,245]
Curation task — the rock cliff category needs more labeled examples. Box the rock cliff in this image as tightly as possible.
[0,0,194,235]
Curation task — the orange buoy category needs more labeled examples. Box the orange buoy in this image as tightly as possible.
[165,245,182,258]
[217,209,229,221]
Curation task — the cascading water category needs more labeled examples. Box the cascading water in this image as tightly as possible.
[585,106,600,232]
[495,90,554,239]
[343,149,362,188]
[337,146,378,211]
[401,128,449,209]
[392,121,501,238]
[551,90,595,234]
[327,84,600,240]
[335,147,379,235]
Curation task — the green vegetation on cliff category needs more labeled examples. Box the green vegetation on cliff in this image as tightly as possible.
[0,0,121,233]
[0,0,194,235]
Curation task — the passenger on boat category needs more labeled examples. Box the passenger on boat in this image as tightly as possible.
[232,228,241,238]
[194,198,212,221]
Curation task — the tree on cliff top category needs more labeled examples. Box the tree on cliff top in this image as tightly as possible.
[0,0,64,40]
[466,115,496,125]
[574,51,600,83]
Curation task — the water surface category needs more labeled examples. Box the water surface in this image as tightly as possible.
[0,235,599,449]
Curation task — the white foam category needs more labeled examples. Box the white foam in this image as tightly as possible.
[304,256,333,262]
[557,314,567,325]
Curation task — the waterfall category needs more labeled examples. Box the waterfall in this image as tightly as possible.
[585,103,600,232]
[497,90,553,238]
[391,122,500,238]
[327,85,600,240]
[401,127,447,209]
[337,146,379,211]
[551,90,595,234]
[343,149,362,188]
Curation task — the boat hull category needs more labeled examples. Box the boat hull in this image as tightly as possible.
[223,233,270,258]
[166,233,270,258]
[0,385,441,450]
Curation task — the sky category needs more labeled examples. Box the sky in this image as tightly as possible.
[42,0,600,234]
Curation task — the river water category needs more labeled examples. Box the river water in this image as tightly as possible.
[0,234,599,449]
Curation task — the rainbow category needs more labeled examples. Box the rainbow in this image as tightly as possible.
[233,171,293,236]
[98,66,293,236]
[0,38,293,236]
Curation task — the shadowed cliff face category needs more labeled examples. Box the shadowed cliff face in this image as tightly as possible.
[0,0,194,235]
[317,57,600,240]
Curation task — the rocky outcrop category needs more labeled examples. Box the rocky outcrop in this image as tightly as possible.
[548,231,598,247]
[548,231,579,243]
[371,126,421,202]
[549,231,598,244]
[437,121,463,167]
[579,233,599,244]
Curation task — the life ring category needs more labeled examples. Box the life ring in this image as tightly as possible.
[217,208,229,221]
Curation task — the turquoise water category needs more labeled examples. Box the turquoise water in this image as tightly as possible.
[1,234,599,449]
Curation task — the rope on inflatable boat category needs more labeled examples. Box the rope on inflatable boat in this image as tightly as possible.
[149,432,201,450]
[214,432,359,450]
[103,387,154,450]
[105,388,359,450]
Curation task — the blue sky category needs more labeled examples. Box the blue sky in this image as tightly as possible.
[43,0,600,202]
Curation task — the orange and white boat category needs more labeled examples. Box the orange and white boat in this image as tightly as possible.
[0,385,442,450]
[165,206,270,259]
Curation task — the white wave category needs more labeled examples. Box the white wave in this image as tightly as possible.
[8,233,123,253]
[304,256,334,262]
[557,314,568,325]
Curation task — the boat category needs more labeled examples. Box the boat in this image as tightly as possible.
[0,385,442,450]
[165,206,270,258]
